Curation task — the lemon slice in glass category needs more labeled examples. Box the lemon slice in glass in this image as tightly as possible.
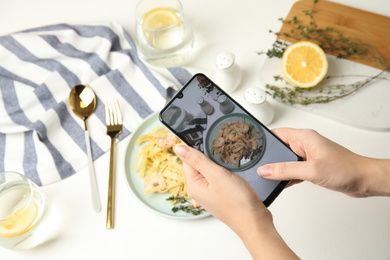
[0,201,39,238]
[282,41,328,88]
[142,8,180,29]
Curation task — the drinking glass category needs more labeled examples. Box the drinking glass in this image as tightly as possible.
[0,171,54,250]
[135,0,194,67]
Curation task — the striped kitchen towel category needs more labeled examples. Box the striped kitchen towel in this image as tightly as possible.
[0,22,196,186]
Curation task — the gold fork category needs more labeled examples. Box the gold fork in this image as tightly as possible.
[105,100,122,229]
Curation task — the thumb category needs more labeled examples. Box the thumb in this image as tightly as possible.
[257,161,316,183]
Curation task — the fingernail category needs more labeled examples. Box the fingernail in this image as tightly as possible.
[258,165,272,177]
[174,145,190,159]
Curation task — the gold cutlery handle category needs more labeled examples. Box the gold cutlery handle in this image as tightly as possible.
[106,137,116,229]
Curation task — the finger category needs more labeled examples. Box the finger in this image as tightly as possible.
[272,128,302,155]
[182,160,202,183]
[272,128,320,160]
[175,145,222,180]
[272,128,305,154]
[182,161,208,199]
[257,161,317,183]
[182,160,210,188]
[272,127,301,143]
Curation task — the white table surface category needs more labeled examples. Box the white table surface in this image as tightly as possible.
[1,0,389,259]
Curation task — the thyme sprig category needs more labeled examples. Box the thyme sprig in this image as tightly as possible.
[258,2,389,105]
[257,40,288,58]
[266,70,386,105]
[166,195,206,216]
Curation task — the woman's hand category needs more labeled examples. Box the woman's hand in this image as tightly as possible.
[174,145,298,259]
[174,144,269,231]
[258,128,390,198]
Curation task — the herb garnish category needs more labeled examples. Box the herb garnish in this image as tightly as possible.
[166,195,206,216]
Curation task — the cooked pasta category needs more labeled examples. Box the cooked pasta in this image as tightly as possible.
[211,117,262,167]
[134,126,187,198]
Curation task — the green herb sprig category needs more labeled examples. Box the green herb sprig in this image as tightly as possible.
[258,2,389,105]
[266,71,387,105]
[166,196,206,216]
[257,40,288,58]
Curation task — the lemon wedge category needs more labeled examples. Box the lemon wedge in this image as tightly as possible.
[142,8,180,29]
[0,201,39,238]
[282,41,328,88]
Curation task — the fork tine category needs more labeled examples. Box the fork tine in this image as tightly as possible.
[113,100,122,125]
[105,100,120,126]
[111,101,118,125]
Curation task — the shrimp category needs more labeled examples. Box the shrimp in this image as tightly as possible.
[232,121,249,133]
[229,153,241,166]
[213,137,225,148]
[144,172,167,191]
[191,199,201,208]
[218,128,224,137]
[149,132,178,149]
[247,139,258,150]
[237,123,250,134]
[227,133,240,142]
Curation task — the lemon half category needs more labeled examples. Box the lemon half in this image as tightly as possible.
[282,41,328,88]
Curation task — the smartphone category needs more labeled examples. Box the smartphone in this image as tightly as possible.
[159,73,301,207]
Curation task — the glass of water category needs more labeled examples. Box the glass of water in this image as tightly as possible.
[135,0,194,67]
[0,171,55,250]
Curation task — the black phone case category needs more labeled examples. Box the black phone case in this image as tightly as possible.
[159,73,301,207]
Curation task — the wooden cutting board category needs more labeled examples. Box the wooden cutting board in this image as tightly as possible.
[277,0,390,70]
[258,0,390,131]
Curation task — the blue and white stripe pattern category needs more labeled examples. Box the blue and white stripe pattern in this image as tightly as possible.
[0,22,193,186]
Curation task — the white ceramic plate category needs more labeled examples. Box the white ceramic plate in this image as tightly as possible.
[123,112,210,220]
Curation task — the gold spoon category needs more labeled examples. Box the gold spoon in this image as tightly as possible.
[69,84,101,212]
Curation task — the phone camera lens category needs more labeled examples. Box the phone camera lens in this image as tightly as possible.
[177,93,183,99]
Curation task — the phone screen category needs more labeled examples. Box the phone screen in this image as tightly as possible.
[159,73,300,206]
